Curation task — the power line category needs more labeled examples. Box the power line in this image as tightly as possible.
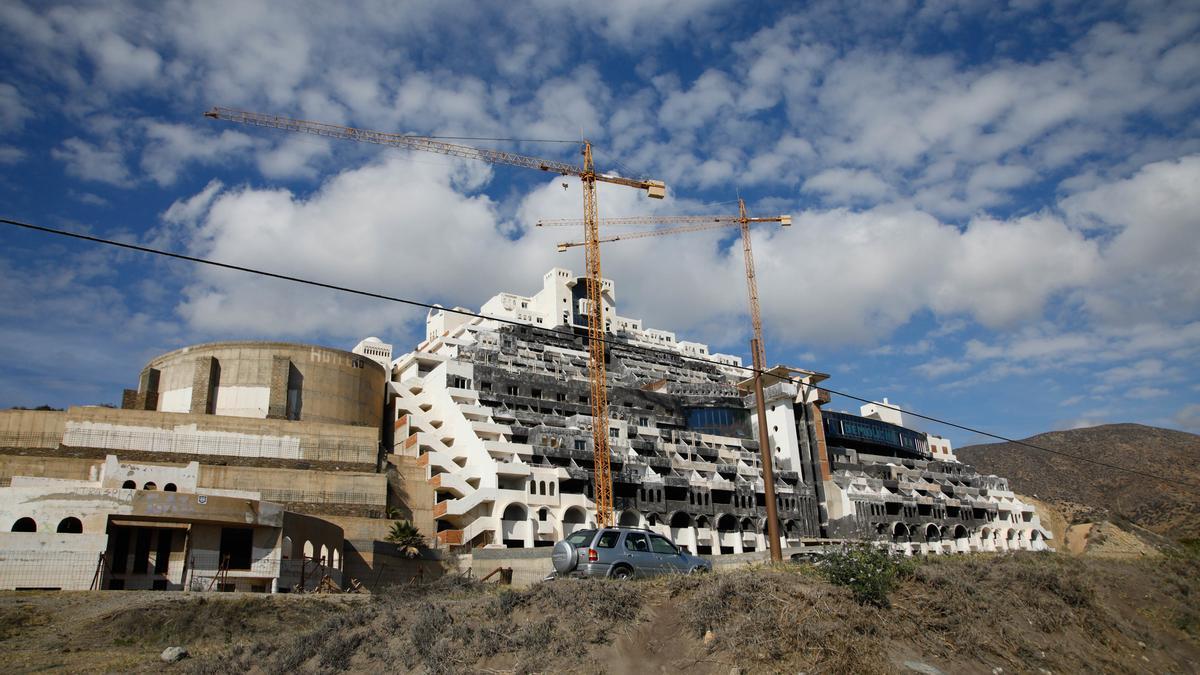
[3,216,1197,492]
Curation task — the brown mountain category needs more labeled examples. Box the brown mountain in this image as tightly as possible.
[957,423,1200,539]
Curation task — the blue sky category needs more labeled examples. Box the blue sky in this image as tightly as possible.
[1,0,1198,447]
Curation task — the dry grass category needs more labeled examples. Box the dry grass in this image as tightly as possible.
[3,552,1197,674]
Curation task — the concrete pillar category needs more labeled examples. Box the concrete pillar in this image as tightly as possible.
[189,356,219,415]
[136,368,160,411]
[267,356,291,419]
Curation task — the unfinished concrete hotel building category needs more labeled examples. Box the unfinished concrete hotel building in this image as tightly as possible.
[392,268,1049,555]
[0,268,1048,591]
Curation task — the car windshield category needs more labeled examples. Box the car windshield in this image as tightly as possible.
[565,529,596,548]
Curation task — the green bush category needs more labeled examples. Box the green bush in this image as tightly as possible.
[818,544,915,607]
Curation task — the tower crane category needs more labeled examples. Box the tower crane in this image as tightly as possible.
[540,198,790,561]
[204,107,666,528]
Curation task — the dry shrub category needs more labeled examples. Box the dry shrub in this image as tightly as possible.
[673,567,890,672]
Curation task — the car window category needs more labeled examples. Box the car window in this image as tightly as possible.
[595,531,620,548]
[650,535,677,555]
[623,532,649,552]
[566,529,596,548]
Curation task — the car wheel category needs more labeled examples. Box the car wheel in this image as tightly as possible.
[610,565,634,580]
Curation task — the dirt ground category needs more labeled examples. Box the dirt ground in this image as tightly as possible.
[1,552,1197,674]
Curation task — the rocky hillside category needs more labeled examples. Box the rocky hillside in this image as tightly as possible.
[958,424,1200,539]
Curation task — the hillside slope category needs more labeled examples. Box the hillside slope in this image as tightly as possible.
[3,555,1197,674]
[958,423,1200,538]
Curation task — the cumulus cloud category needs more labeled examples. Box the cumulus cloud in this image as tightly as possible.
[803,168,893,204]
[1062,154,1200,324]
[51,137,135,187]
[140,122,255,186]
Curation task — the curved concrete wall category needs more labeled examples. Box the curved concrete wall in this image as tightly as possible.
[135,342,385,428]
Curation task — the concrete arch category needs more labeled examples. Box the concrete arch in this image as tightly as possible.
[331,548,339,569]
[696,515,711,530]
[122,480,136,489]
[618,510,642,527]
[562,506,587,536]
[892,522,910,542]
[716,514,737,531]
[143,481,156,490]
[669,511,692,528]
[924,524,940,542]
[164,483,177,492]
[12,517,36,532]
[303,540,314,560]
[319,544,329,566]
[740,517,754,532]
[282,536,293,560]
[502,503,528,521]
[56,517,83,533]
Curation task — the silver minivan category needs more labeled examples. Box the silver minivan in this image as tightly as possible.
[548,527,712,579]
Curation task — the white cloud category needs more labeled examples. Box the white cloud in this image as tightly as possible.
[51,137,135,187]
[0,83,31,131]
[0,146,25,165]
[804,168,893,203]
[914,357,969,378]
[1175,403,1200,433]
[140,122,254,186]
[930,212,1100,327]
[1062,154,1200,324]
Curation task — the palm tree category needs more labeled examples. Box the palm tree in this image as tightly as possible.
[386,520,424,558]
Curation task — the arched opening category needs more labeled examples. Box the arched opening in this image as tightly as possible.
[925,524,940,542]
[282,535,293,560]
[122,480,136,489]
[143,482,157,491]
[549,483,555,496]
[331,548,339,569]
[670,512,692,528]
[56,517,83,533]
[539,481,546,496]
[538,507,549,522]
[716,514,737,532]
[740,517,754,532]
[12,517,36,532]
[618,510,641,527]
[696,515,710,530]
[892,522,910,542]
[954,525,968,541]
[647,513,658,527]
[164,483,177,492]
[528,481,536,494]
[303,540,315,560]
[502,503,528,521]
[319,544,329,566]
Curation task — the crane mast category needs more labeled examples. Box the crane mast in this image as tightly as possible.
[544,198,789,559]
[205,107,666,529]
